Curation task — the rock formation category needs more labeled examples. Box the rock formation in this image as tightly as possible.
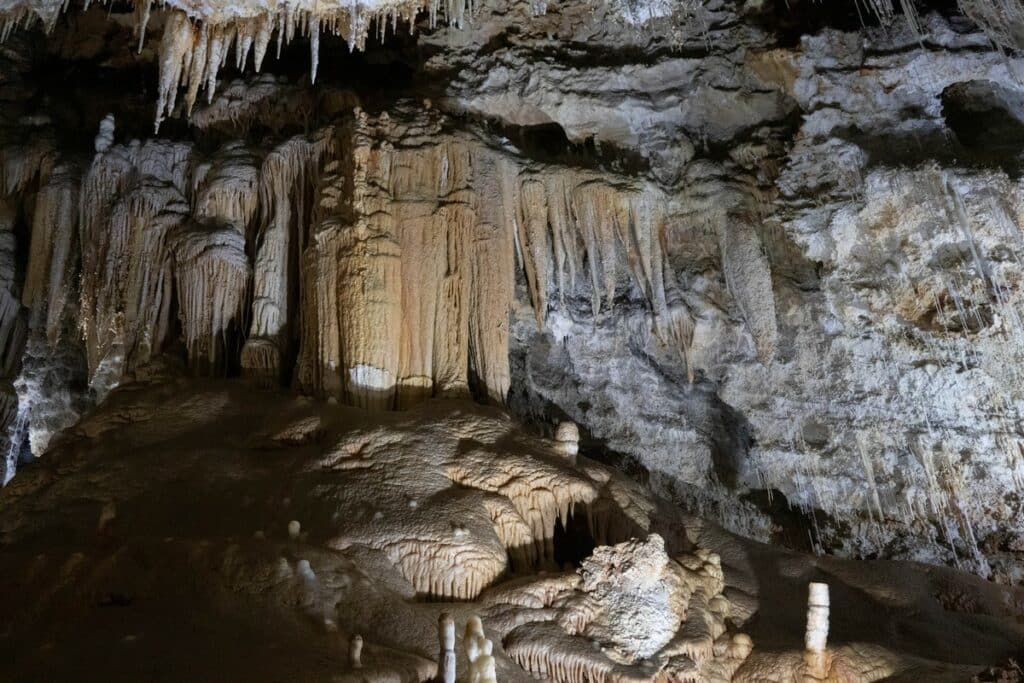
[1,0,1024,679]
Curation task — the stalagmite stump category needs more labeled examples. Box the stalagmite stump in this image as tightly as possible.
[437,613,455,683]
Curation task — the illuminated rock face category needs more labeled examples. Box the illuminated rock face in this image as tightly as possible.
[2,0,1024,668]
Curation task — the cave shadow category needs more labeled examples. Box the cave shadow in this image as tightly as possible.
[726,532,1024,665]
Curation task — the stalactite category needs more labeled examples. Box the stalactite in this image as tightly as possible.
[23,162,78,345]
[86,180,189,389]
[0,136,55,197]
[469,155,515,405]
[297,111,514,409]
[446,451,598,567]
[517,179,550,322]
[335,219,403,409]
[154,11,195,132]
[717,213,778,363]
[242,130,334,385]
[79,140,192,389]
[169,220,250,375]
[0,200,23,379]
[193,142,259,238]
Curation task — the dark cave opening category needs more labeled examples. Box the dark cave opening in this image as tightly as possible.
[759,0,970,47]
[744,488,830,554]
[21,1,439,153]
[552,503,598,569]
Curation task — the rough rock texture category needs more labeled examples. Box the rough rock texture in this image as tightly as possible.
[2,0,1024,677]
[1,377,1021,680]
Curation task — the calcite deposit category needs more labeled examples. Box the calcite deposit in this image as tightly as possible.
[1,0,1024,678]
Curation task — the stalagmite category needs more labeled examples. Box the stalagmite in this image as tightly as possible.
[501,536,751,683]
[465,615,488,682]
[473,639,497,683]
[805,582,830,676]
[93,114,115,157]
[438,613,455,683]
[554,421,579,462]
[350,634,363,669]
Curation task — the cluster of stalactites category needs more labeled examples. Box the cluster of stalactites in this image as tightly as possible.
[169,220,250,373]
[296,112,514,409]
[152,0,475,131]
[78,139,192,386]
[513,176,671,320]
[241,129,335,384]
[509,170,708,369]
[0,0,65,42]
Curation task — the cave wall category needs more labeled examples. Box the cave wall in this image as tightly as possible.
[1,0,1023,582]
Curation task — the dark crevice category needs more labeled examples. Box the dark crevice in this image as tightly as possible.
[742,488,832,554]
[470,117,652,177]
[552,504,597,569]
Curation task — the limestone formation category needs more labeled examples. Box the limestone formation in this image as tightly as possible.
[0,377,1019,681]
[350,634,364,669]
[553,421,579,462]
[2,0,1024,680]
[498,534,750,683]
[438,614,455,683]
[805,582,830,678]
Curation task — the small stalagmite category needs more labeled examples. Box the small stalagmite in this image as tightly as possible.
[437,613,455,683]
[349,634,363,669]
[805,582,830,677]
[554,421,580,463]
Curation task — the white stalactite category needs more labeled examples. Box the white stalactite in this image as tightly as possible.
[169,220,250,374]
